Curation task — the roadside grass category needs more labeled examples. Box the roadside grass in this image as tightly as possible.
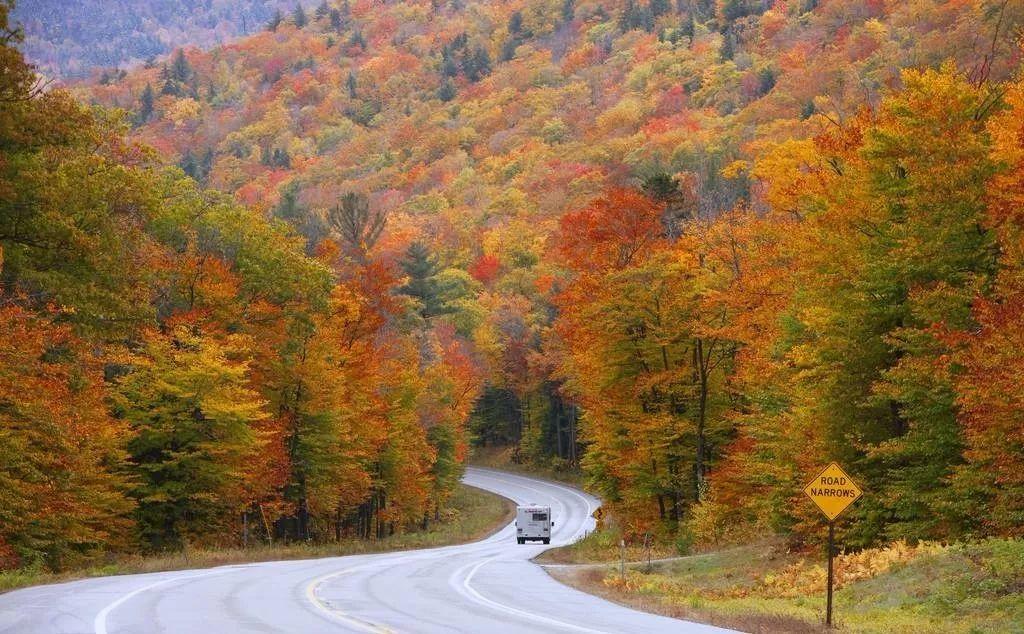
[468,445,585,487]
[544,533,1024,633]
[0,483,514,594]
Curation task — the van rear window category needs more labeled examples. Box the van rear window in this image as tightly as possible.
[532,513,548,521]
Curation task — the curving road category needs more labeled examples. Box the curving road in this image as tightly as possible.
[0,468,732,634]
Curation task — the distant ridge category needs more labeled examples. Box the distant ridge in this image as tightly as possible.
[12,0,312,78]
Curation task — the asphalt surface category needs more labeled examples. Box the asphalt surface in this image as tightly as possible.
[0,467,733,633]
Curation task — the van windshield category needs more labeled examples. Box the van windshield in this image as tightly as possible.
[532,513,548,521]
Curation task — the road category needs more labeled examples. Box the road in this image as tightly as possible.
[0,467,733,634]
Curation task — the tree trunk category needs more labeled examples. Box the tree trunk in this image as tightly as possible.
[570,404,578,466]
[555,392,565,460]
[298,493,310,541]
[694,338,709,498]
[335,504,343,542]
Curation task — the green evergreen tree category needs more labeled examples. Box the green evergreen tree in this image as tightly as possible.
[179,149,198,180]
[346,71,357,98]
[293,4,308,28]
[136,83,154,125]
[561,0,575,23]
[199,149,215,183]
[508,11,523,34]
[267,9,284,31]
[426,424,463,522]
[650,0,671,17]
[171,49,192,83]
[680,12,695,45]
[465,46,491,83]
[437,78,456,102]
[500,38,518,62]
[274,181,306,221]
[159,64,180,96]
[719,30,735,61]
[399,242,452,318]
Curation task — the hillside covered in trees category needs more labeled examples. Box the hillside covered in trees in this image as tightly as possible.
[3,0,1024,574]
[1,0,480,570]
[13,0,310,78]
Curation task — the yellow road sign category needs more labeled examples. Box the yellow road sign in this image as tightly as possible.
[803,462,862,521]
[593,507,604,520]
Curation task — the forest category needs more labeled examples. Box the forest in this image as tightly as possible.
[2,0,1024,574]
[13,0,305,78]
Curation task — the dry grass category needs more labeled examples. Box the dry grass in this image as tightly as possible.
[543,533,1024,633]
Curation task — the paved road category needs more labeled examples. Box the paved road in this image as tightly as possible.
[0,467,732,633]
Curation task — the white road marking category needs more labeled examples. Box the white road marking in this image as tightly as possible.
[453,556,610,634]
[93,570,228,634]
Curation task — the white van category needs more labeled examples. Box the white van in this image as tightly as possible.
[515,505,553,544]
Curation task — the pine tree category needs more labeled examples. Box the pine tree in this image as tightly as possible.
[171,49,192,83]
[399,242,450,318]
[500,38,518,62]
[619,0,644,30]
[680,12,695,45]
[293,4,308,28]
[274,181,306,221]
[561,0,575,23]
[650,0,671,17]
[267,9,283,31]
[346,71,357,98]
[437,78,456,102]
[719,30,735,61]
[508,11,523,35]
[136,83,154,125]
[199,149,214,183]
[465,46,491,83]
[328,191,387,258]
[159,64,179,96]
[179,149,198,180]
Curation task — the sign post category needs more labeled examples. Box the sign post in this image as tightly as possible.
[619,539,626,582]
[803,462,862,628]
[826,521,834,627]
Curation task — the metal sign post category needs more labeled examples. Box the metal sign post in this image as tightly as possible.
[619,539,626,582]
[826,521,834,627]
[803,462,863,629]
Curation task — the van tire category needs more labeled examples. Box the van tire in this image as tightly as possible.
[542,538,550,545]
[517,538,525,544]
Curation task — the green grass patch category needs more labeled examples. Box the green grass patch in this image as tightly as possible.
[0,483,514,594]
[546,534,1024,633]
[537,523,680,565]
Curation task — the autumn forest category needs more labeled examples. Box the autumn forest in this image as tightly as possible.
[2,0,1024,576]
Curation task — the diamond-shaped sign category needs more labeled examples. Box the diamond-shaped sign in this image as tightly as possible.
[803,462,863,521]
